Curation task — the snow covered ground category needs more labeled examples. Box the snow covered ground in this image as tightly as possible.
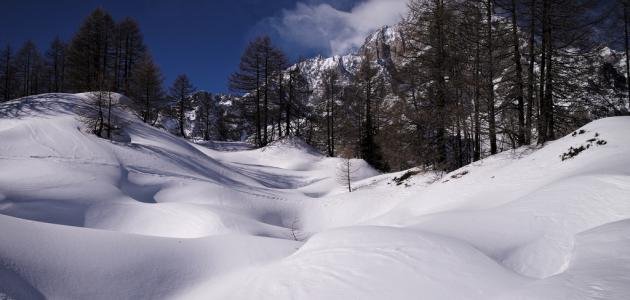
[1,93,629,299]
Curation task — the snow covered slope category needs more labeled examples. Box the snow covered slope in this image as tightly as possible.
[1,93,630,299]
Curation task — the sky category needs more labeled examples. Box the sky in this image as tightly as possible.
[0,0,408,93]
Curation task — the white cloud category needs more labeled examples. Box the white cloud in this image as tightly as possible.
[271,0,408,55]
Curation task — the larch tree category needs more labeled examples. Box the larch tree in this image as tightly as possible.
[169,74,196,138]
[356,54,389,172]
[129,53,165,124]
[230,38,263,146]
[45,37,67,93]
[323,68,339,157]
[114,17,146,93]
[193,91,215,141]
[0,44,16,101]
[15,40,42,97]
[65,8,116,92]
[229,36,286,147]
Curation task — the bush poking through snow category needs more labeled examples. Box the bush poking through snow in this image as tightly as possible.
[392,169,421,186]
[561,132,607,161]
[80,90,123,140]
[450,170,469,179]
[571,129,587,137]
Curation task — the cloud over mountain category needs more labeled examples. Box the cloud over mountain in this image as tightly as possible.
[270,0,408,55]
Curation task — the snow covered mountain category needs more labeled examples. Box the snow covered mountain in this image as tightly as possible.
[1,93,630,299]
[295,25,404,95]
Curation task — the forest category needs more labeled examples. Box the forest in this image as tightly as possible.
[1,0,629,172]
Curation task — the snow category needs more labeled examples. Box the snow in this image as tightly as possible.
[1,93,630,299]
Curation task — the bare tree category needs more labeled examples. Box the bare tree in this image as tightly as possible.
[129,53,165,124]
[0,44,16,101]
[168,74,196,138]
[337,156,358,193]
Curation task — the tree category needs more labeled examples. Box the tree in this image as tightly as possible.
[15,40,43,97]
[355,55,389,171]
[323,69,339,157]
[193,91,215,140]
[66,8,116,92]
[285,63,311,137]
[485,0,498,154]
[114,17,146,93]
[623,0,630,109]
[403,0,457,170]
[169,74,196,137]
[230,36,286,147]
[81,83,113,139]
[0,44,16,101]
[536,0,604,143]
[230,39,263,146]
[337,156,358,193]
[525,0,537,144]
[129,53,165,124]
[498,0,527,145]
[45,37,67,93]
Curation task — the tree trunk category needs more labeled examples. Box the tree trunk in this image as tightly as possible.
[263,55,269,146]
[3,47,10,101]
[473,4,482,161]
[510,0,526,146]
[179,97,186,137]
[107,92,112,140]
[540,0,554,143]
[435,0,448,167]
[537,0,548,144]
[526,0,536,144]
[256,57,262,147]
[346,160,352,192]
[330,82,335,157]
[624,1,630,110]
[487,0,498,154]
[286,76,293,135]
[144,83,150,123]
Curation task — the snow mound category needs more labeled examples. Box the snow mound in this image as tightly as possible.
[1,93,629,299]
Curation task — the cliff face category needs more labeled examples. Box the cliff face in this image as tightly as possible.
[294,24,406,95]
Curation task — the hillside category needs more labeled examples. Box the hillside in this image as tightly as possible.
[1,93,630,299]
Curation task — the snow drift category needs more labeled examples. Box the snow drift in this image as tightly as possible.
[1,93,629,299]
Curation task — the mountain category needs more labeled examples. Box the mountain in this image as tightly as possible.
[295,25,405,96]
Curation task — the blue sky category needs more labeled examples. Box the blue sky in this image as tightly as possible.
[0,0,407,92]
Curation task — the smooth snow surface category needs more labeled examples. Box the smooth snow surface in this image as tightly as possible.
[1,93,629,299]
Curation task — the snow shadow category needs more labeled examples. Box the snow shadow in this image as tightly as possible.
[0,267,45,300]
[0,94,86,119]
[117,167,160,204]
